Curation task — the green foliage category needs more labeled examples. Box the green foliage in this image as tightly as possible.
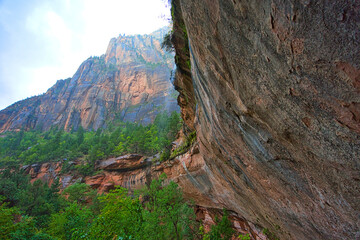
[62,183,97,205]
[186,59,191,70]
[161,30,174,52]
[169,131,197,159]
[263,228,279,240]
[50,174,196,240]
[0,110,196,239]
[87,187,143,239]
[159,148,171,162]
[47,203,93,240]
[238,233,251,240]
[10,216,54,240]
[0,111,182,176]
[0,169,64,228]
[1,167,243,240]
[74,163,95,176]
[137,173,198,240]
[0,196,19,239]
[199,225,210,240]
[169,0,191,71]
[0,196,55,240]
[202,210,234,240]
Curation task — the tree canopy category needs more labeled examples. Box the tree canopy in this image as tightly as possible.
[0,111,182,174]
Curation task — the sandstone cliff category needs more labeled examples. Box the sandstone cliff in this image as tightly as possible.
[24,145,267,240]
[3,1,359,239]
[171,0,360,239]
[0,27,179,132]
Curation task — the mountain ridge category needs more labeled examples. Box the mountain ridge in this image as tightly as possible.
[0,27,179,133]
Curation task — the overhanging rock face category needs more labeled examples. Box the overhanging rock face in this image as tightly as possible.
[172,0,360,239]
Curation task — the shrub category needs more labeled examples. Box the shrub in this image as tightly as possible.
[160,148,171,162]
[208,210,235,240]
[161,31,174,52]
[169,131,197,159]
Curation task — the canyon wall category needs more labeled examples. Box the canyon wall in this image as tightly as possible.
[172,0,360,239]
[0,27,179,132]
[24,145,267,240]
[1,1,359,239]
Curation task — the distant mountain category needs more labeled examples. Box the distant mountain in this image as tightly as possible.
[0,27,179,132]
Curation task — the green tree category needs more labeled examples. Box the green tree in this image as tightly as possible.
[140,174,198,240]
[87,187,143,239]
[17,179,62,228]
[10,216,54,240]
[0,196,19,239]
[76,126,85,145]
[62,183,98,207]
[0,196,54,240]
[47,203,93,240]
[207,210,234,240]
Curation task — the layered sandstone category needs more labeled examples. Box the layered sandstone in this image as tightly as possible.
[172,0,360,239]
[5,1,359,239]
[25,145,266,239]
[0,27,179,132]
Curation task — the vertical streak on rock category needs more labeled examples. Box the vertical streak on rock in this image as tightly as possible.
[172,0,360,239]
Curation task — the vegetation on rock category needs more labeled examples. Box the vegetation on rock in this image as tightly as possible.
[0,111,181,172]
[169,131,196,160]
[0,170,237,240]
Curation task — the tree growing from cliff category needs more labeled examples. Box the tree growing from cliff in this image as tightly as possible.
[161,30,174,52]
[207,210,234,240]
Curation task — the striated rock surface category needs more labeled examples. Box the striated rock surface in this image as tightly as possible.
[26,145,265,239]
[196,207,267,240]
[0,27,179,132]
[171,3,196,133]
[172,0,360,239]
[6,1,360,239]
[98,154,145,171]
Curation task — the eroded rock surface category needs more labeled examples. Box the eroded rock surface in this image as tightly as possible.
[172,0,360,239]
[25,146,265,239]
[98,154,146,171]
[0,27,179,132]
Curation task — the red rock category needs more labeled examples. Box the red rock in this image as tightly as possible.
[98,154,145,170]
[0,27,179,132]
[27,162,62,185]
[171,0,360,239]
[24,145,265,237]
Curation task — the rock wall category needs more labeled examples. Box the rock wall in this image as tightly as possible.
[171,1,196,133]
[172,0,360,239]
[24,148,266,239]
[0,27,179,132]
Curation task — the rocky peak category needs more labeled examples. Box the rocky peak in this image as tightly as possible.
[0,27,179,132]
[105,27,173,68]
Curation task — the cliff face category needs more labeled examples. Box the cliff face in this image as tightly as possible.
[172,0,360,239]
[0,27,179,132]
[24,146,267,239]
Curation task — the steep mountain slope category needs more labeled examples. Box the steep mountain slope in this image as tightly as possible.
[171,0,360,239]
[0,27,179,132]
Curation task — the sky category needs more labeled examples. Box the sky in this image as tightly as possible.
[0,0,171,110]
